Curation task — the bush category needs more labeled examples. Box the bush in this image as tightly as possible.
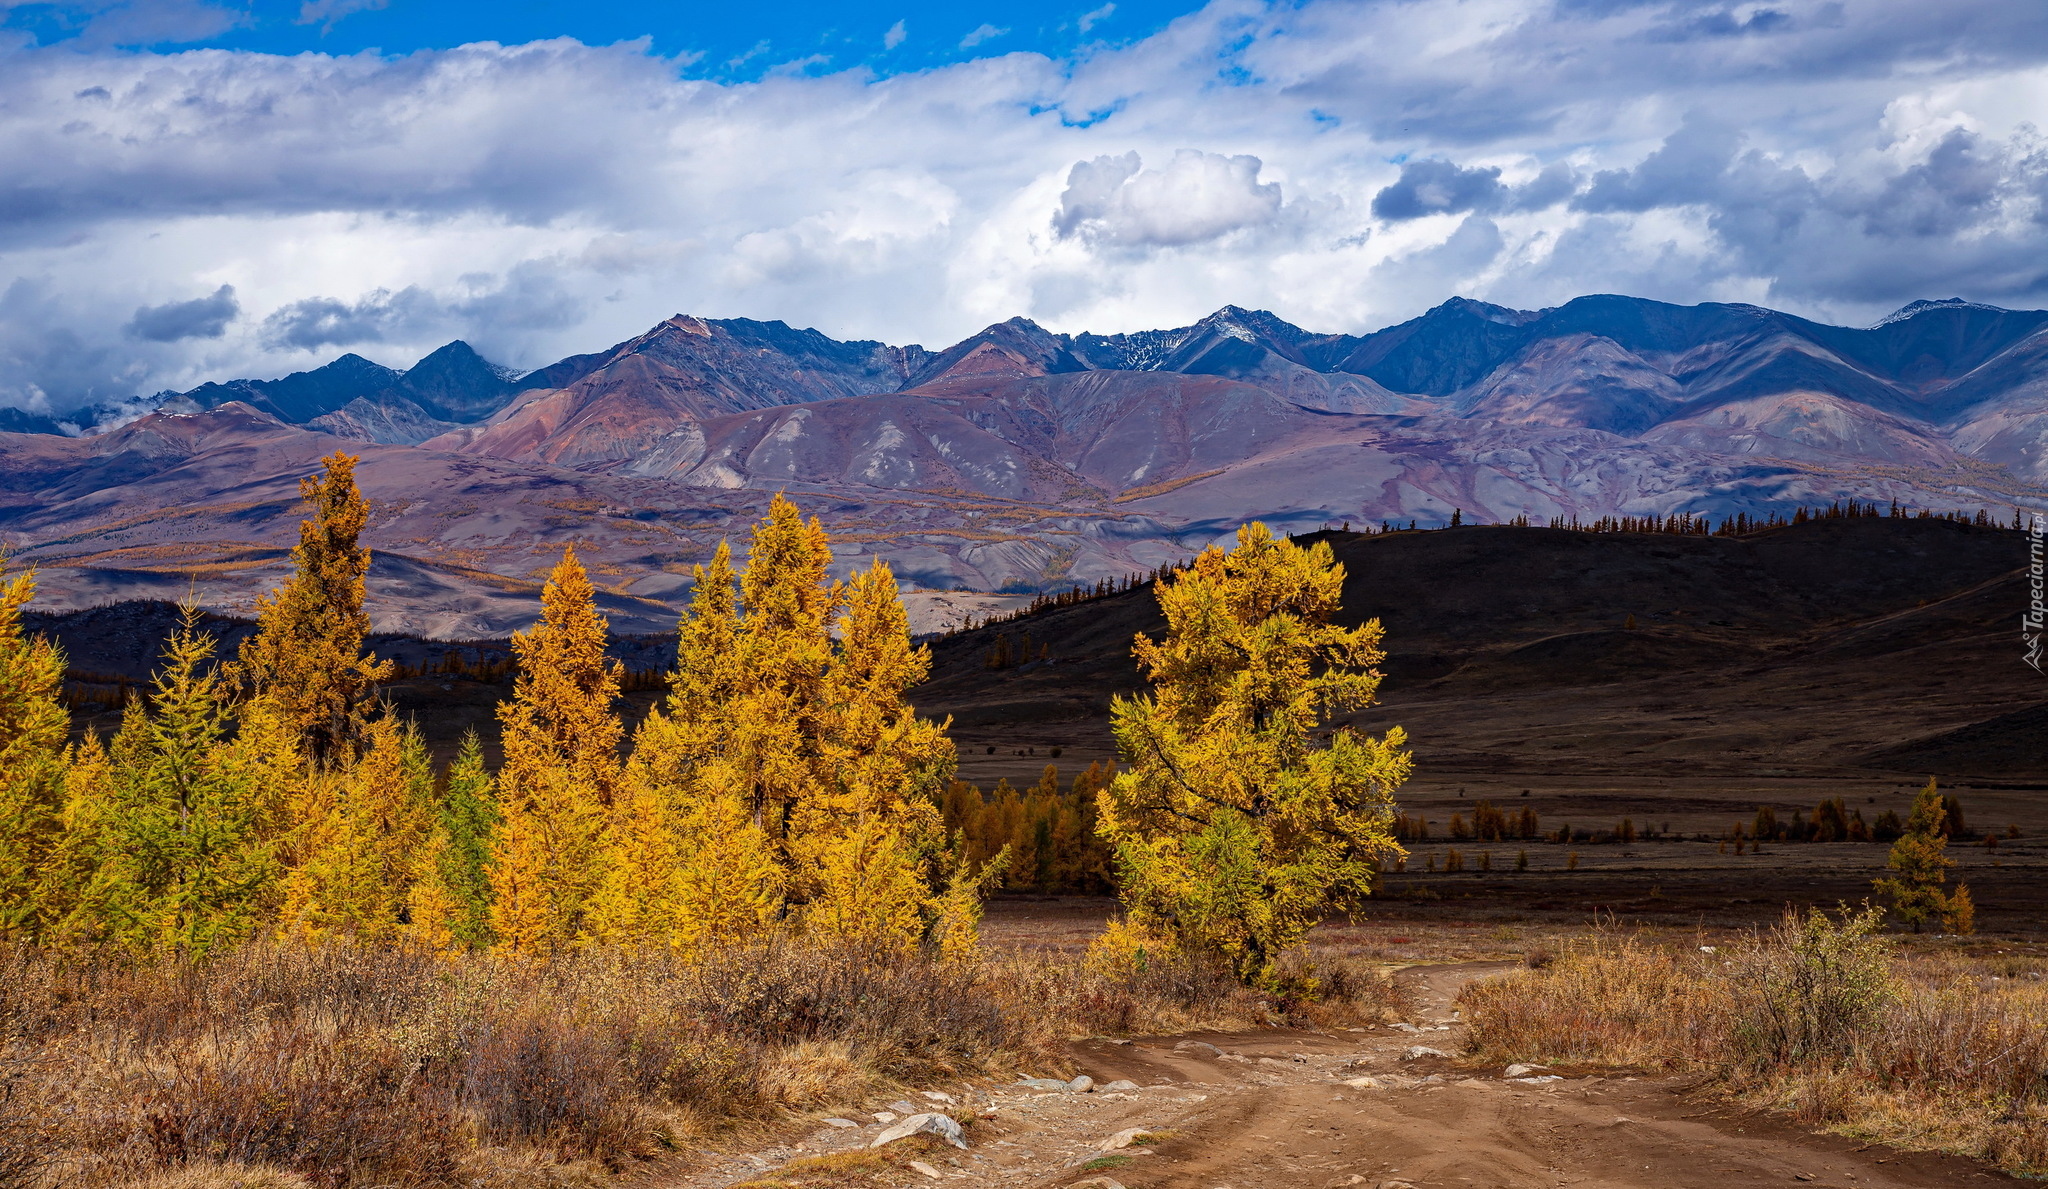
[1726,906,1895,1070]
[5,933,1370,1187]
[1462,911,2048,1177]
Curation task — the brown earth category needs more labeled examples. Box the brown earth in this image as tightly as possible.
[674,960,2012,1189]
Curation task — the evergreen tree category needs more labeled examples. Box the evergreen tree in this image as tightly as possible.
[0,564,69,938]
[237,452,394,765]
[1875,779,1962,933]
[60,610,280,954]
[1096,522,1408,986]
[408,732,499,950]
[489,547,622,952]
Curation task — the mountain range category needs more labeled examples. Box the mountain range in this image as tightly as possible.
[2,294,2043,634]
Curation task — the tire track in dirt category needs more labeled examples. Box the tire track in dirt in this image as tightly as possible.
[677,962,2014,1188]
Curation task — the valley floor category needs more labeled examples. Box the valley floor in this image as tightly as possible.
[673,956,2009,1189]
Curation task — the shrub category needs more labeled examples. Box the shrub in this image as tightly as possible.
[7,933,1368,1187]
[1726,906,1896,1070]
[1462,911,2048,1177]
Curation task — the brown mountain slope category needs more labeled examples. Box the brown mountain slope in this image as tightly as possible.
[915,517,2043,781]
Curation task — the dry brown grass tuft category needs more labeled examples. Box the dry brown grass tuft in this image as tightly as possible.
[1462,910,2048,1176]
[0,934,1390,1188]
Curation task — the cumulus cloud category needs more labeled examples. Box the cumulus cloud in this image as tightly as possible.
[125,284,238,341]
[1055,150,1285,248]
[1371,160,1508,220]
[0,279,140,411]
[5,0,2048,412]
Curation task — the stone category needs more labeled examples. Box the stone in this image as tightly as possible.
[1017,1077,1072,1091]
[869,1112,968,1150]
[907,1160,943,1180]
[920,1090,956,1104]
[822,1117,859,1128]
[1390,1022,1420,1032]
[873,1112,898,1123]
[889,1100,918,1113]
[1509,1075,1565,1084]
[1067,1075,1095,1093]
[1174,1040,1224,1056]
[1402,1046,1451,1060]
[1504,1064,1543,1078]
[1100,1079,1141,1093]
[1100,1127,1149,1150]
[1063,1179,1127,1189]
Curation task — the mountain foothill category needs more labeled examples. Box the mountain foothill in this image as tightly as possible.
[3,294,2045,633]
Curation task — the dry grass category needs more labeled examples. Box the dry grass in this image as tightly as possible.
[726,1134,963,1188]
[1462,911,2048,1175]
[0,936,1395,1189]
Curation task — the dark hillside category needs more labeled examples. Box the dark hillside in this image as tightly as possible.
[916,517,2041,781]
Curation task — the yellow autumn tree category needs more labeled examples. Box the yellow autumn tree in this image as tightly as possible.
[238,452,394,766]
[490,546,622,953]
[280,716,435,941]
[622,496,962,952]
[0,561,69,939]
[1875,779,1972,934]
[611,539,784,951]
[794,559,955,944]
[1096,522,1408,986]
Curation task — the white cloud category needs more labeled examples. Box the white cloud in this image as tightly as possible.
[958,23,1007,49]
[1054,150,1286,248]
[296,0,386,32]
[5,0,2048,410]
[883,19,907,50]
[1078,5,1115,35]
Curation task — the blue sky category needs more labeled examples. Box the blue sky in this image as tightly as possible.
[5,0,2048,411]
[1,0,1205,76]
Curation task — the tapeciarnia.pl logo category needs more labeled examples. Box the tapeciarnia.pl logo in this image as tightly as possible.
[2027,513,2045,673]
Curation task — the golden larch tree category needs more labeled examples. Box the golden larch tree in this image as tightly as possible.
[489,546,623,953]
[1875,778,1972,934]
[793,559,954,943]
[407,732,500,951]
[0,563,69,938]
[1096,522,1408,986]
[626,497,960,951]
[280,716,435,941]
[238,452,394,765]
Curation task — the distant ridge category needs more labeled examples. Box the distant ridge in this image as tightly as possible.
[1,292,2042,621]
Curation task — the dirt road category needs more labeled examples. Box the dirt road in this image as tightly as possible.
[683,962,2011,1189]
